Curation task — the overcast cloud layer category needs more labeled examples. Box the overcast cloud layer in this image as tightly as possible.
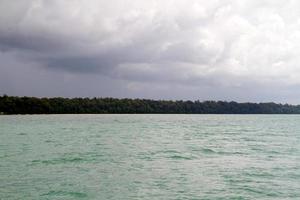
[1,0,300,103]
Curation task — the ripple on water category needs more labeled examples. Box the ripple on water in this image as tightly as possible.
[168,154,194,160]
[30,153,103,165]
[199,148,216,154]
[136,149,198,161]
[41,190,88,198]
[31,157,85,165]
[2,114,300,199]
[44,139,55,143]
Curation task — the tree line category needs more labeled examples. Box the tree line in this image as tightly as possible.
[1,95,300,114]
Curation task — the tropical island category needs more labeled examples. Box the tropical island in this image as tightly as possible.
[1,95,300,114]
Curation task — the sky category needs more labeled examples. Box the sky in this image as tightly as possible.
[1,0,300,103]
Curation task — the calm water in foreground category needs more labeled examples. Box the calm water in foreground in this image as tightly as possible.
[1,114,300,200]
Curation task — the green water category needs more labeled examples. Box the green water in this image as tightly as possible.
[1,114,300,199]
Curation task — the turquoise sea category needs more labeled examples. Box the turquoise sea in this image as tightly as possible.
[1,114,300,199]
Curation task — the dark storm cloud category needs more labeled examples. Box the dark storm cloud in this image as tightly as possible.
[0,0,224,75]
[0,32,67,52]
[1,0,300,103]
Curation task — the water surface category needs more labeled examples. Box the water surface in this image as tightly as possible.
[1,114,300,199]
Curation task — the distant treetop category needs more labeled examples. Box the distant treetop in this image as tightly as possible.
[0,95,299,114]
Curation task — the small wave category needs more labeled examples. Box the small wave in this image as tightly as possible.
[240,186,281,197]
[41,190,87,198]
[44,140,54,143]
[151,150,180,155]
[191,148,217,154]
[201,148,216,154]
[30,153,102,165]
[244,171,275,178]
[241,186,266,195]
[193,148,246,156]
[168,155,193,160]
[144,150,196,160]
[31,157,85,165]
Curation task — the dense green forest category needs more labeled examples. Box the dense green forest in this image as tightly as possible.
[1,95,300,114]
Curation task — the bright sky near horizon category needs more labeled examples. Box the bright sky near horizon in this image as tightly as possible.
[1,0,300,103]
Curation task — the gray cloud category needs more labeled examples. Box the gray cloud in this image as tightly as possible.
[1,0,300,103]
